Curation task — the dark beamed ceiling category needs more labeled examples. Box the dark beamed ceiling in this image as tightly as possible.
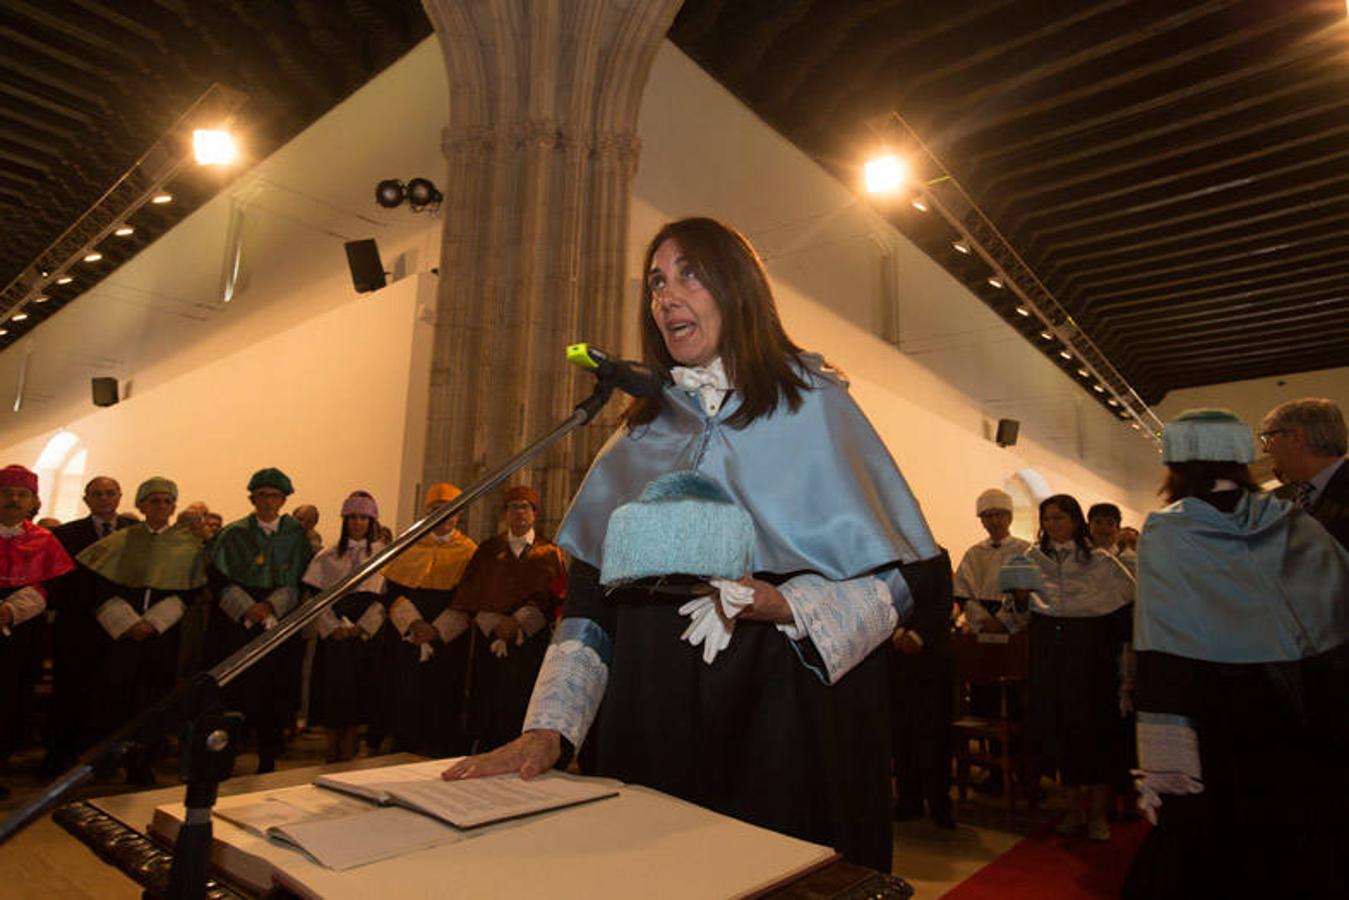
[0,0,430,339]
[670,0,1349,404]
[2,1,1345,406]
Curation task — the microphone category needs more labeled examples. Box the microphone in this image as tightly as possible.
[566,343,664,398]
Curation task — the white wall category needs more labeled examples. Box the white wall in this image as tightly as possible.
[11,275,435,544]
[629,45,1161,551]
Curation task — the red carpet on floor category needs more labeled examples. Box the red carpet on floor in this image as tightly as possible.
[941,819,1151,899]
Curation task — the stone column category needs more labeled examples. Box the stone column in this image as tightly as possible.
[420,0,680,537]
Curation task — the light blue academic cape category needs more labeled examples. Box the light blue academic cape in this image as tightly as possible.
[1136,491,1349,664]
[556,361,939,580]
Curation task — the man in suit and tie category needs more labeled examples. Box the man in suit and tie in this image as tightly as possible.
[1259,398,1349,550]
[42,476,140,773]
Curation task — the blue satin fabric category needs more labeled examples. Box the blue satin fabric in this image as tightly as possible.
[1136,491,1349,663]
[557,363,939,579]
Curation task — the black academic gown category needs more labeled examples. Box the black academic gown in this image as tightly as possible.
[1124,640,1349,899]
[568,562,897,873]
[85,581,194,734]
[46,514,138,763]
[377,581,469,756]
[307,589,382,729]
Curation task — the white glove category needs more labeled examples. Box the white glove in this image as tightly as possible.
[679,596,731,664]
[709,579,755,616]
[490,638,509,658]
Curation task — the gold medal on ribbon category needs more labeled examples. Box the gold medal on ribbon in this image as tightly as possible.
[254,553,265,566]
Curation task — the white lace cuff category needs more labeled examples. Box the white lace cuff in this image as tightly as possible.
[356,602,385,639]
[96,597,141,639]
[316,607,342,639]
[475,610,508,637]
[778,573,899,685]
[523,618,611,749]
[513,605,548,638]
[432,608,469,644]
[388,596,422,636]
[264,586,298,618]
[219,585,255,622]
[142,595,185,634]
[2,586,46,627]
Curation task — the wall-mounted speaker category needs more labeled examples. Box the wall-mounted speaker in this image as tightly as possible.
[344,239,387,293]
[995,418,1020,447]
[91,377,119,407]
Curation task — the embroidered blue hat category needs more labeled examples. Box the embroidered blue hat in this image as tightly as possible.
[998,554,1046,593]
[1161,409,1255,465]
[600,471,755,586]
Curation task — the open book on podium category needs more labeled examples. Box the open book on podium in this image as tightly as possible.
[149,757,839,898]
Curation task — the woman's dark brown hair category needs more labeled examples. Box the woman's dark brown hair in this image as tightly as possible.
[1037,494,1095,562]
[628,217,809,429]
[1160,461,1258,507]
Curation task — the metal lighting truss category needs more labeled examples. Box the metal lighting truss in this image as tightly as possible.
[886,113,1165,448]
[0,84,247,324]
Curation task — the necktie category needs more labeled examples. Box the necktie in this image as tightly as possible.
[100,521,112,537]
[1292,481,1315,511]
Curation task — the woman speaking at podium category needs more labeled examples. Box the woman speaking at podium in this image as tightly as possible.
[444,217,950,870]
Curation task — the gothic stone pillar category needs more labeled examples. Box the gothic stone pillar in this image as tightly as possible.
[420,0,681,537]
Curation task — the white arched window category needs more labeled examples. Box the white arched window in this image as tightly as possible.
[34,430,87,522]
[1005,467,1050,543]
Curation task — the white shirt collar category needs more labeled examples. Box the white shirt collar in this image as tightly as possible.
[0,522,24,538]
[670,357,732,416]
[508,528,535,558]
[256,516,280,535]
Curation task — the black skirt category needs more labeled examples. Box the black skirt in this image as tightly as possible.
[1028,608,1130,785]
[591,591,894,872]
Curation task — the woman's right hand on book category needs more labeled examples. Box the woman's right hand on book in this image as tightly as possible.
[440,729,561,782]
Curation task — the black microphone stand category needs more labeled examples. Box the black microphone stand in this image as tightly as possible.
[0,373,624,899]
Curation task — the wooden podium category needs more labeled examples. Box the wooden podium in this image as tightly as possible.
[54,755,913,898]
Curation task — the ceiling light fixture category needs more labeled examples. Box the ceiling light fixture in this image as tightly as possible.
[1015,306,1031,317]
[1107,398,1120,407]
[989,277,1005,289]
[193,128,238,166]
[1077,368,1090,377]
[952,240,970,254]
[0,329,8,337]
[911,198,928,212]
[863,154,908,194]
[1058,349,1072,360]
[11,314,28,322]
[83,252,102,263]
[33,295,48,303]
[1093,384,1105,393]
[152,193,173,204]
[56,276,73,285]
[114,226,134,237]
[1039,330,1052,340]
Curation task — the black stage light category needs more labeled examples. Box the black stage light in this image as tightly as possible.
[406,177,442,210]
[375,179,405,208]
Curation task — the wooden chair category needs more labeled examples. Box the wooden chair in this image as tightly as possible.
[949,630,1031,821]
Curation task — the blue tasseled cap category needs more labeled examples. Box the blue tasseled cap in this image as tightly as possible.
[600,471,755,586]
[1161,409,1255,465]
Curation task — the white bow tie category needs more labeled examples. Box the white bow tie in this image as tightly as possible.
[670,358,731,415]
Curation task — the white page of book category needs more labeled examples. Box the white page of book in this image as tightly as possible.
[214,786,374,836]
[313,757,458,801]
[270,806,463,870]
[377,772,618,828]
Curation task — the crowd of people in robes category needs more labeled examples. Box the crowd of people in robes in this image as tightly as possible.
[0,466,566,796]
[0,217,1343,895]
